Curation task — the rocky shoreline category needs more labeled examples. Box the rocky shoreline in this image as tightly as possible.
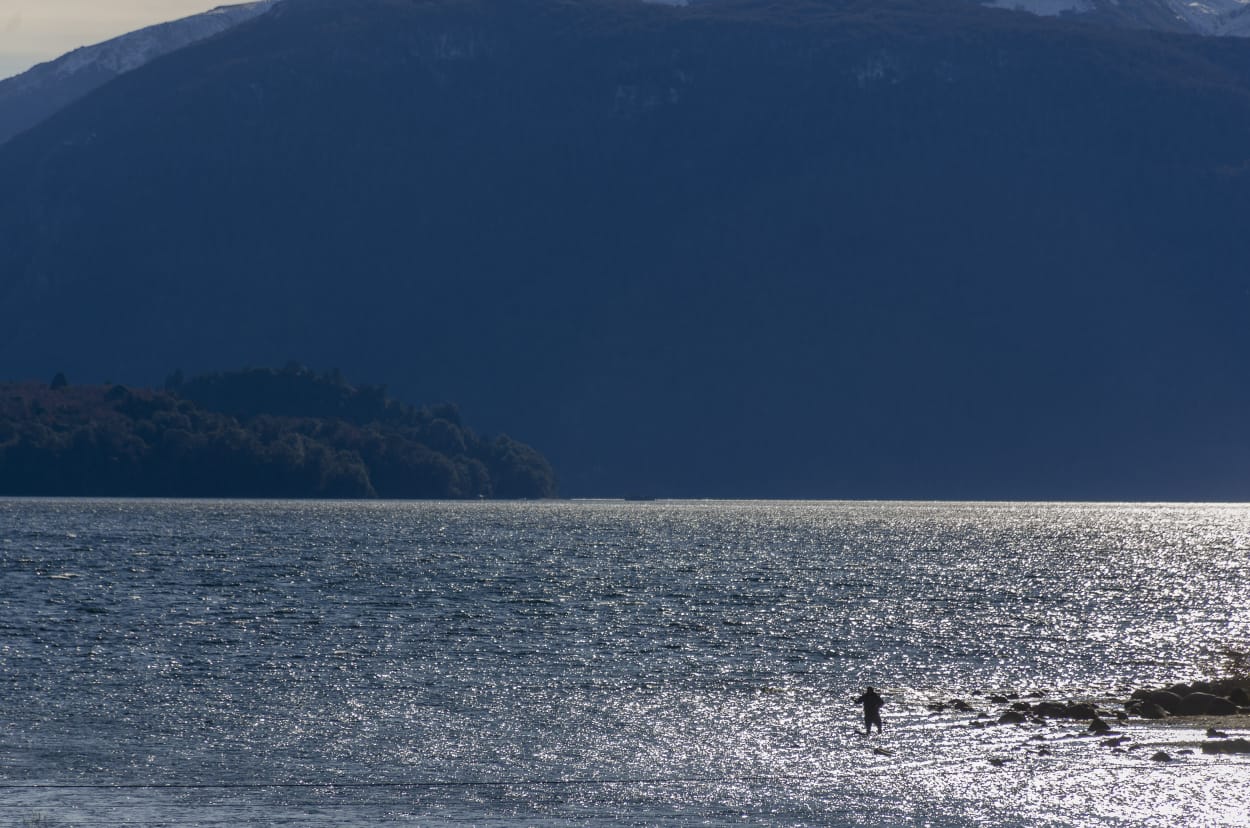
[926,678,1250,761]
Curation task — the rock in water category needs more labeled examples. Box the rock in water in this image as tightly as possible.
[1127,700,1169,719]
[1201,738,1250,755]
[1177,692,1238,716]
[1132,689,1184,714]
[1087,717,1112,734]
[1066,703,1098,720]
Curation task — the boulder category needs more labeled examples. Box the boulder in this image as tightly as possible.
[998,710,1027,725]
[1205,727,1229,739]
[1201,738,1250,755]
[1127,700,1169,719]
[1066,703,1098,720]
[989,694,1010,704]
[1150,751,1173,762]
[1011,702,1033,712]
[1144,690,1184,714]
[1087,716,1112,734]
[1034,701,1069,718]
[1164,683,1192,698]
[1229,687,1250,706]
[1177,692,1238,716]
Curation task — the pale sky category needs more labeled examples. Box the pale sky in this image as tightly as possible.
[0,0,224,79]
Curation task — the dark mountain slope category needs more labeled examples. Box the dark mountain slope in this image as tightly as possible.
[2,0,1250,498]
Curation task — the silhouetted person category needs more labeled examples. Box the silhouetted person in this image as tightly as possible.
[856,686,884,735]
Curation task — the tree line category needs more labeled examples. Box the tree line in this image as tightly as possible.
[0,365,557,499]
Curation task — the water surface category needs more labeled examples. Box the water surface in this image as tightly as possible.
[1,499,1248,825]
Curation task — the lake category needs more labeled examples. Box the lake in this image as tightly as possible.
[2,499,1248,826]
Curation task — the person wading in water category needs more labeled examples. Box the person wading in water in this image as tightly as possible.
[856,686,885,735]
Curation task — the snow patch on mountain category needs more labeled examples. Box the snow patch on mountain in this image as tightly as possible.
[984,0,1250,35]
[49,1,280,79]
[1170,0,1250,34]
[0,1,280,145]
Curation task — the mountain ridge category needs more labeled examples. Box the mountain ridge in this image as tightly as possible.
[0,1,279,146]
[5,0,1250,147]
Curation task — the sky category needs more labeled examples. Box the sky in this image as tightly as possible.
[0,0,224,79]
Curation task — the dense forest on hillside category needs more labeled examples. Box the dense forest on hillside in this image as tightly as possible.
[0,366,557,499]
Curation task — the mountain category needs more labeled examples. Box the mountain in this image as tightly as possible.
[3,0,1249,147]
[0,1,280,146]
[983,0,1250,36]
[2,0,1250,499]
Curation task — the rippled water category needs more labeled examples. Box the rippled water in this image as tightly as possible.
[1,499,1248,826]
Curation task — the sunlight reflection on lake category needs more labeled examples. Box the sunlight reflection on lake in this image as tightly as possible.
[1,499,1247,826]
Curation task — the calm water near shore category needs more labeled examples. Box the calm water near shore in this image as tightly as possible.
[2,499,1248,826]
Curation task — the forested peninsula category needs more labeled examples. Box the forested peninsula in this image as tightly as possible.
[0,366,557,499]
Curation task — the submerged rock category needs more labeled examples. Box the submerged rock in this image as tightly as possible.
[1088,716,1112,734]
[998,710,1027,725]
[1150,751,1173,762]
